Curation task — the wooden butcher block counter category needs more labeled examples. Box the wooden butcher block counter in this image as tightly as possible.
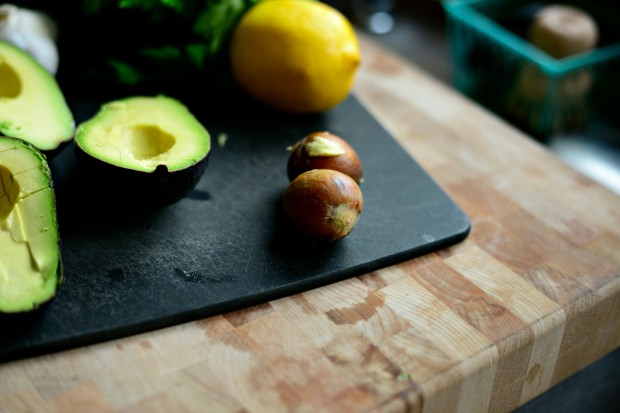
[1,35,619,413]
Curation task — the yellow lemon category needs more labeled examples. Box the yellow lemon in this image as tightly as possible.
[230,0,361,113]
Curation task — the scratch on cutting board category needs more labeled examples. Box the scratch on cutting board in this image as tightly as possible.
[244,244,261,284]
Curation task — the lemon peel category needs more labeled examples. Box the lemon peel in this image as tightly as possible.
[230,0,361,113]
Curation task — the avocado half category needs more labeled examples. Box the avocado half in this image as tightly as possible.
[74,95,211,208]
[0,41,75,154]
[0,136,62,313]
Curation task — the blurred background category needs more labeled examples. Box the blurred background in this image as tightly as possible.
[328,0,620,199]
[327,0,620,412]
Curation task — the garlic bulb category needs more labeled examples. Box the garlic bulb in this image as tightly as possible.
[0,4,58,74]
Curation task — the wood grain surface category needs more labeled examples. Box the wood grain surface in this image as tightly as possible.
[1,34,619,413]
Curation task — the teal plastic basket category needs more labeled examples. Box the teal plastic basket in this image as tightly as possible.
[443,0,620,138]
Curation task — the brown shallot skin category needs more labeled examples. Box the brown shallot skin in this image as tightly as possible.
[283,169,363,242]
[287,131,363,183]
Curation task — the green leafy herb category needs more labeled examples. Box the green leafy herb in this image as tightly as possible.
[141,46,183,60]
[193,0,250,55]
[37,0,258,95]
[185,43,211,70]
[107,59,144,85]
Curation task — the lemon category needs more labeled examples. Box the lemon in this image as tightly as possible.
[230,0,361,113]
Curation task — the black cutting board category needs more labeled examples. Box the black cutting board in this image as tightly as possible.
[0,95,470,362]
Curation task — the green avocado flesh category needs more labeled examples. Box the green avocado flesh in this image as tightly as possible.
[0,41,75,152]
[75,96,211,173]
[0,137,61,313]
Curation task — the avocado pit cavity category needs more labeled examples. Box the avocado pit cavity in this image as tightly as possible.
[0,58,21,98]
[0,164,19,221]
[116,124,176,163]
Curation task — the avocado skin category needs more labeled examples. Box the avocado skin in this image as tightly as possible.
[74,144,210,209]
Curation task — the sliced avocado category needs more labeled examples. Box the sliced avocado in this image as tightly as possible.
[0,41,75,153]
[0,136,62,313]
[75,95,211,207]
